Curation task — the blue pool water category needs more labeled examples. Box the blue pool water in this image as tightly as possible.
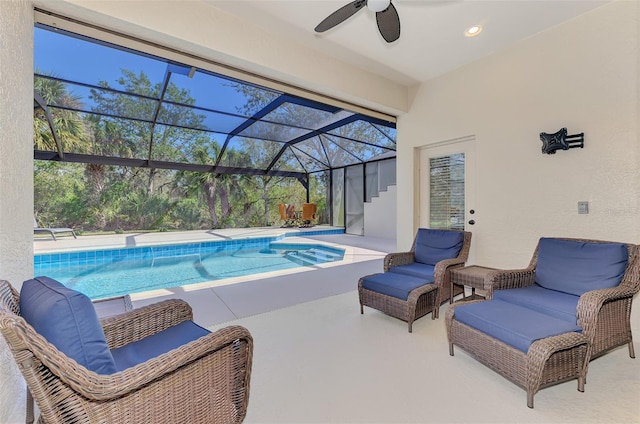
[34,232,345,300]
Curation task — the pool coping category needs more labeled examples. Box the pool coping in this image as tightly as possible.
[34,226,346,254]
[34,228,345,267]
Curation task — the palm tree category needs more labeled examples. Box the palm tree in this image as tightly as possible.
[34,73,87,152]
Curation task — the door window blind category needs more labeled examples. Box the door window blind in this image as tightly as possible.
[429,153,465,230]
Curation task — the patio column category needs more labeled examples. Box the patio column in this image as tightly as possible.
[0,0,34,422]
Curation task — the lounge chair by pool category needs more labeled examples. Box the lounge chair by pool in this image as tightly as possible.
[33,216,76,241]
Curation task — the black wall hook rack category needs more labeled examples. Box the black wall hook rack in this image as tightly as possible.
[540,127,584,155]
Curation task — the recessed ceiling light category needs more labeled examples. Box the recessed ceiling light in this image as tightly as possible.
[465,25,482,37]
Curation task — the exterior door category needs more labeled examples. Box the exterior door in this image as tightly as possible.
[419,136,476,260]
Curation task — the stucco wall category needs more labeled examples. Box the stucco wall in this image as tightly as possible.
[397,1,639,266]
[0,0,34,422]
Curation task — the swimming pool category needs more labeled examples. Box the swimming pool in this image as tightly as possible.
[34,235,345,300]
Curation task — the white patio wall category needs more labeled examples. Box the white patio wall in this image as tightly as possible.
[397,1,639,266]
[0,0,34,422]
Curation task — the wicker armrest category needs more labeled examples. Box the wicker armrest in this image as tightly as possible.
[445,299,485,337]
[433,257,466,285]
[577,286,638,332]
[484,267,536,298]
[525,332,588,391]
[101,299,193,349]
[41,325,253,402]
[384,251,414,271]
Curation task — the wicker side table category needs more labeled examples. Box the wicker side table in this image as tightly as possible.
[449,265,496,303]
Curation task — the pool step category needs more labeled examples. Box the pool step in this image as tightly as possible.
[284,252,316,266]
[302,249,342,262]
[150,246,202,266]
[284,249,342,266]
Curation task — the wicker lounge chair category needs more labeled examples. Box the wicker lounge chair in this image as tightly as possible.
[359,228,472,331]
[446,237,640,408]
[483,237,640,361]
[0,278,253,424]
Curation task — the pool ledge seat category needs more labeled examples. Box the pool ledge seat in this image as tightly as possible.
[2,277,253,423]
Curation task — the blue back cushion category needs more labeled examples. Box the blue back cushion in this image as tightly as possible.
[20,276,117,375]
[535,238,628,296]
[414,229,464,265]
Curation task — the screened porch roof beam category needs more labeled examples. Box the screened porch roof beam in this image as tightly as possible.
[34,150,307,179]
[34,91,64,159]
[265,114,362,172]
[214,93,341,167]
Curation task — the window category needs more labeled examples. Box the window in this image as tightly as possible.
[429,154,465,230]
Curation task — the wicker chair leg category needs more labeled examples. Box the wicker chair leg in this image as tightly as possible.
[360,303,364,314]
[581,346,591,386]
[628,341,636,358]
[527,392,534,409]
[26,388,34,424]
[449,343,454,356]
[407,304,415,333]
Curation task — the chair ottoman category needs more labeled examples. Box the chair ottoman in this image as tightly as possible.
[358,272,438,332]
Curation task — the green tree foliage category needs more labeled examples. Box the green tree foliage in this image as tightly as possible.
[33,68,390,232]
[34,161,87,228]
[34,74,87,153]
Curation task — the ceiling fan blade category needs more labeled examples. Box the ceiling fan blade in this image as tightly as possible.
[315,0,367,33]
[376,2,400,42]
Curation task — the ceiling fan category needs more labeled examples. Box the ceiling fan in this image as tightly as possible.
[315,0,401,43]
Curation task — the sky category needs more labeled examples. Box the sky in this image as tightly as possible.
[34,25,269,116]
[33,24,396,170]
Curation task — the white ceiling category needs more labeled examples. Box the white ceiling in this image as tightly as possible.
[206,0,609,86]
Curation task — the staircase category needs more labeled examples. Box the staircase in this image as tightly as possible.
[363,185,396,240]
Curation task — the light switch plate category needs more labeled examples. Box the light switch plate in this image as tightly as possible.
[578,201,589,214]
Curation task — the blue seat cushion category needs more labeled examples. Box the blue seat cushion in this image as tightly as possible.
[361,272,434,301]
[389,262,435,281]
[454,299,582,353]
[20,276,117,375]
[111,320,210,372]
[535,238,628,296]
[493,285,580,324]
[414,229,464,266]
